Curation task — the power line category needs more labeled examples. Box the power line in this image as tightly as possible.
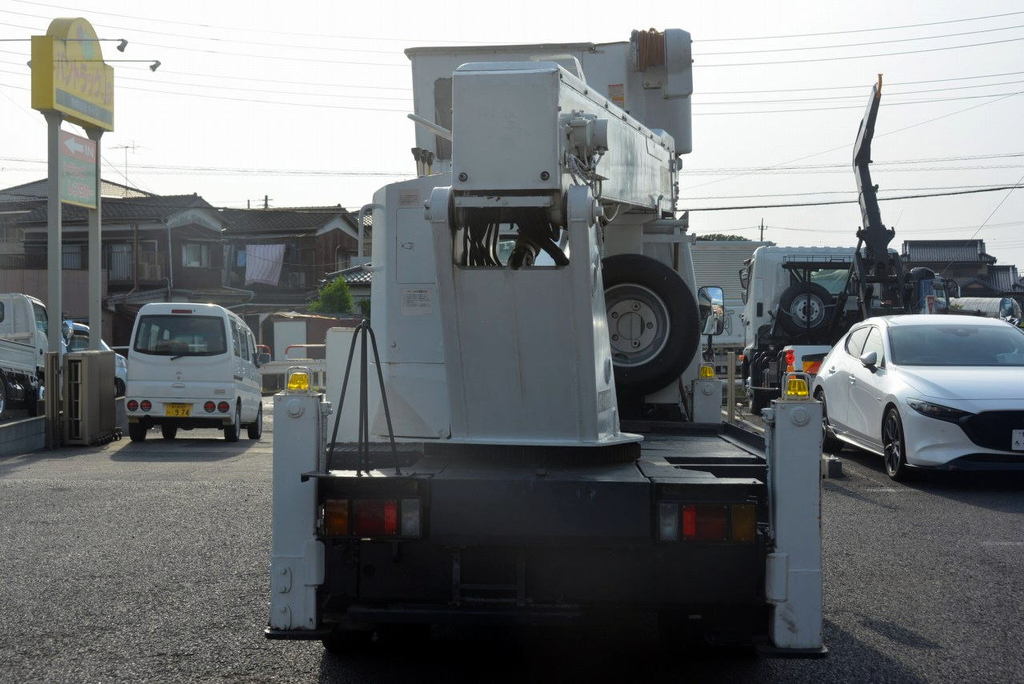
[700,70,1024,94]
[684,152,1024,174]
[696,78,1024,105]
[10,0,490,44]
[0,9,404,55]
[697,35,1024,68]
[682,184,1023,211]
[680,184,1024,201]
[686,89,1024,191]
[700,22,1024,55]
[696,10,1024,42]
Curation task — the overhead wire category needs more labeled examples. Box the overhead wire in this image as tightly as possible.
[695,10,1024,41]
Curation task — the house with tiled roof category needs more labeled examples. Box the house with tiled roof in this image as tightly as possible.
[217,206,364,314]
[902,239,1024,302]
[17,192,234,342]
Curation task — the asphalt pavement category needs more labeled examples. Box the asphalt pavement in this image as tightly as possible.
[1,397,1023,682]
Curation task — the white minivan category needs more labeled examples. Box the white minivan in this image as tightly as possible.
[125,303,267,442]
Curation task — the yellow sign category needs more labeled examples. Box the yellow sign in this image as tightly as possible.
[31,18,114,131]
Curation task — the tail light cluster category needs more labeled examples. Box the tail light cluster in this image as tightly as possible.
[125,400,230,413]
[126,399,152,412]
[658,502,757,543]
[319,498,422,539]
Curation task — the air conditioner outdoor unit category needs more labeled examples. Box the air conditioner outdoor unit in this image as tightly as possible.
[63,350,116,445]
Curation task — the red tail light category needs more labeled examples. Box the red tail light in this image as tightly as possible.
[353,499,399,537]
[658,502,756,543]
[321,499,421,538]
[681,504,728,541]
[217,401,230,413]
[140,400,152,412]
[785,349,796,370]
[126,400,139,411]
[204,401,216,413]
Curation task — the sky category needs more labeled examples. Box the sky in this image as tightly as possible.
[1,0,1023,273]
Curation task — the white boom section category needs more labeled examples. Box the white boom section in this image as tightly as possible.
[451,61,676,213]
[427,184,635,446]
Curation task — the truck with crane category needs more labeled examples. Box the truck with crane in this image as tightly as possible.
[740,76,953,414]
[265,29,825,656]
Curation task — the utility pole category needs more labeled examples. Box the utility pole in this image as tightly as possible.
[263,194,270,209]
[759,218,765,242]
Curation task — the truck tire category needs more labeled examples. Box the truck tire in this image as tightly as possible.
[748,388,770,416]
[602,254,700,396]
[0,373,7,418]
[777,282,834,337]
[161,424,178,440]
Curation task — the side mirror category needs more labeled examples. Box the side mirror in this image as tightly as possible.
[698,286,726,336]
[256,352,271,367]
[859,350,878,368]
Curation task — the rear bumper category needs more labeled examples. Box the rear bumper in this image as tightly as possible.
[128,415,231,429]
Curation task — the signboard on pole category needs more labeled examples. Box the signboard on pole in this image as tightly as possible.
[31,18,114,131]
[59,130,97,208]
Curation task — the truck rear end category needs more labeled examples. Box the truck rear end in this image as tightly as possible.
[266,384,824,654]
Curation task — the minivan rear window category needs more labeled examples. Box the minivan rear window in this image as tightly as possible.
[133,315,227,356]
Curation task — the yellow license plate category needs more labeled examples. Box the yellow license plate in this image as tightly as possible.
[165,403,192,417]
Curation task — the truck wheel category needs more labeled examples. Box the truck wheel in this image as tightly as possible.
[161,424,178,440]
[224,404,241,442]
[128,423,148,442]
[27,381,41,417]
[0,374,6,417]
[247,404,263,440]
[115,378,126,397]
[777,282,834,337]
[748,388,770,416]
[602,254,700,396]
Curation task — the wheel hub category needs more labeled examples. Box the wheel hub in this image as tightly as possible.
[605,284,670,367]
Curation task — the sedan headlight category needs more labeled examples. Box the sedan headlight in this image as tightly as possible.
[906,398,972,424]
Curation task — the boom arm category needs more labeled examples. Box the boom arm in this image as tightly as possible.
[852,74,903,316]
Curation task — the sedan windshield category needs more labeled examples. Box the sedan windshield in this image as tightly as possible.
[133,315,227,356]
[889,323,1024,366]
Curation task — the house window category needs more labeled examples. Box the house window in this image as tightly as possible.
[183,243,211,268]
[62,243,83,269]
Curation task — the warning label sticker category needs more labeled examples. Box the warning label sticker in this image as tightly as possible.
[401,288,433,316]
[608,83,625,108]
[399,190,421,207]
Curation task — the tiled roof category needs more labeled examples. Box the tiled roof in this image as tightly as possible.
[18,194,214,225]
[0,178,153,202]
[988,265,1021,292]
[218,207,352,235]
[328,264,373,286]
[902,239,993,263]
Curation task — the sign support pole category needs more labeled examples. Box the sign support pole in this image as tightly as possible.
[87,127,104,350]
[44,110,62,355]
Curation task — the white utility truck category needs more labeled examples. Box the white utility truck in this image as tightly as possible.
[0,292,51,416]
[267,29,825,655]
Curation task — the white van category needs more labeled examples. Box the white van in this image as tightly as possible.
[125,303,266,442]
